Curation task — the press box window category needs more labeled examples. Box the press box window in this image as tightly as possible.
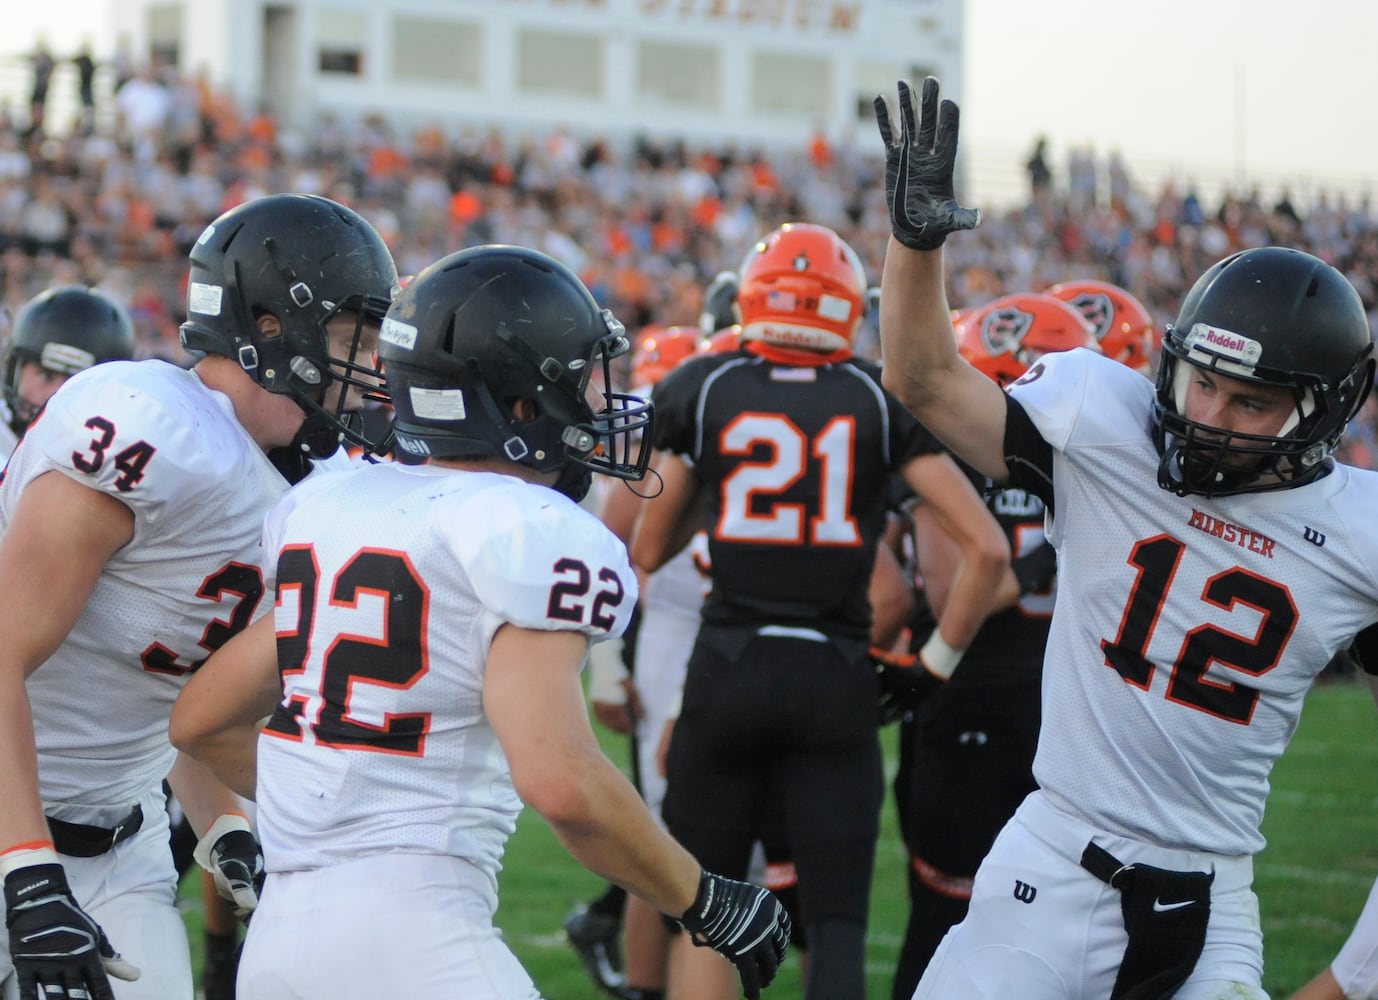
[318,8,366,76]
[635,40,720,110]
[391,16,482,85]
[516,29,603,99]
[751,51,831,117]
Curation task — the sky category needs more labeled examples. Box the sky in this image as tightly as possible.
[962,0,1378,206]
[2,0,1375,208]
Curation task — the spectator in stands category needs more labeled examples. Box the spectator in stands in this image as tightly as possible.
[71,42,98,133]
[23,39,56,138]
[1025,136,1052,198]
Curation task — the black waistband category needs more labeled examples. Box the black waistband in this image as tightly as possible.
[47,803,144,858]
[1080,841,1135,888]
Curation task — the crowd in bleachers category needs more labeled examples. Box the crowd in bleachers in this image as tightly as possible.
[3,54,1378,466]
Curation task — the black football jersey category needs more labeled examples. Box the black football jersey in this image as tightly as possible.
[939,483,1052,726]
[653,348,941,637]
[895,452,1053,725]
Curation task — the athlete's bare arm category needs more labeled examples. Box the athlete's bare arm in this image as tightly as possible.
[629,450,699,576]
[0,471,132,849]
[900,450,1009,651]
[484,624,701,917]
[170,612,281,801]
[869,540,915,651]
[166,752,254,837]
[908,502,1022,622]
[879,244,1011,481]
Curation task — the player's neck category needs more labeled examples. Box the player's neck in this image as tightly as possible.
[194,355,307,452]
[429,455,559,488]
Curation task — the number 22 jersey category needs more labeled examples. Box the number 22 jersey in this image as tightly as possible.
[1006,349,1378,856]
[253,462,637,887]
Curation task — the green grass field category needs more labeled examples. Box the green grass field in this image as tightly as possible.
[180,679,1378,998]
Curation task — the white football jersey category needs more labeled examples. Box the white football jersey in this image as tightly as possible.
[0,401,18,459]
[1008,349,1378,855]
[253,462,638,889]
[0,360,302,806]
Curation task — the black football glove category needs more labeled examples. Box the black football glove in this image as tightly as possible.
[874,77,982,251]
[679,870,791,999]
[194,814,265,923]
[5,863,140,1000]
[872,644,946,724]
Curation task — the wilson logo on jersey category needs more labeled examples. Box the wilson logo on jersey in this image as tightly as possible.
[1012,881,1037,904]
[1303,526,1326,547]
[1186,509,1276,558]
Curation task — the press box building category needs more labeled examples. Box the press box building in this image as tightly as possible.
[108,0,963,149]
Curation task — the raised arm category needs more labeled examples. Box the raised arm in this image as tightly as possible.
[875,78,1011,481]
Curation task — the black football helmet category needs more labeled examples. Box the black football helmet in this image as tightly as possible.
[1153,246,1375,497]
[178,193,398,457]
[379,245,653,501]
[4,285,136,433]
[698,269,740,336]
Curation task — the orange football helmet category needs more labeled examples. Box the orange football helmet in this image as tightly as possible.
[736,222,867,353]
[631,326,703,388]
[1047,278,1157,374]
[958,293,1099,385]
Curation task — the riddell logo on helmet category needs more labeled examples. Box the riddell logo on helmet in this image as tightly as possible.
[1187,323,1262,363]
[396,437,431,456]
[1206,329,1247,351]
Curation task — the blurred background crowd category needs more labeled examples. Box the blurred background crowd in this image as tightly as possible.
[2,45,1377,468]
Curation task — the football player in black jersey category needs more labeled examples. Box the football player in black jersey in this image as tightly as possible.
[632,222,1008,1000]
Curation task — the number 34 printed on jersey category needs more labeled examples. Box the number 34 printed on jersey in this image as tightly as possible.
[262,548,626,756]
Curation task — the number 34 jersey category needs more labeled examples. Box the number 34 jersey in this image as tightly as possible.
[0,360,303,806]
[253,462,637,884]
[1007,349,1378,856]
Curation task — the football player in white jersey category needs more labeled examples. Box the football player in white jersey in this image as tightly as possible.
[874,78,1378,1000]
[0,192,397,1000]
[0,286,137,456]
[168,244,792,1000]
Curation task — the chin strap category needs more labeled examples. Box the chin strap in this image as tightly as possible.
[290,410,343,459]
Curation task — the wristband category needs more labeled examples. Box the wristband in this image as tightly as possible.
[918,631,964,680]
[586,637,629,704]
[193,813,253,872]
[0,841,59,879]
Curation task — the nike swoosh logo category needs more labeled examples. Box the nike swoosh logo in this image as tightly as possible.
[1152,898,1195,912]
